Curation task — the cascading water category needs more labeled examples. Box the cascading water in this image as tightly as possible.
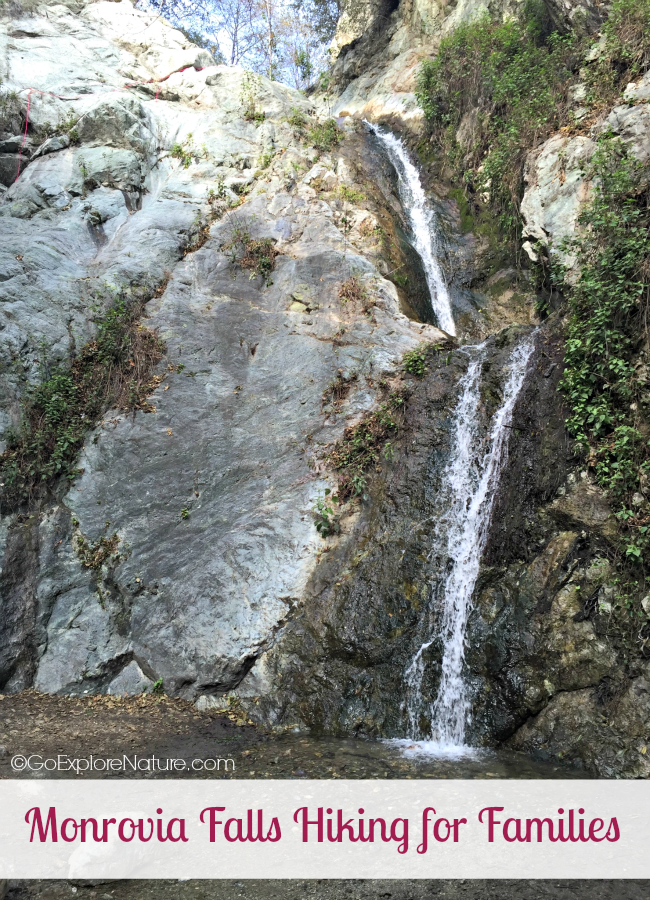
[396,334,536,757]
[365,121,456,337]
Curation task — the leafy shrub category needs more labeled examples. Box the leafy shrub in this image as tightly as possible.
[308,118,340,152]
[0,292,165,511]
[313,488,340,537]
[403,346,429,378]
[415,0,650,237]
[338,184,365,204]
[287,107,307,128]
[171,142,193,168]
[559,135,650,564]
[415,2,576,234]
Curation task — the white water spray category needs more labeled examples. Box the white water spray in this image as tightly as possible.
[365,122,456,336]
[398,335,536,756]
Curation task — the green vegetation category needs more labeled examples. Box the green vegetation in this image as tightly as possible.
[328,390,406,501]
[338,184,365,204]
[0,76,19,127]
[207,176,227,204]
[0,292,165,511]
[583,0,650,107]
[180,507,190,520]
[533,134,650,656]
[241,238,278,281]
[415,0,576,234]
[414,0,650,236]
[313,488,340,537]
[75,532,121,569]
[403,345,430,378]
[240,71,265,124]
[557,136,650,564]
[257,148,276,170]
[224,223,280,285]
[308,118,340,152]
[171,141,194,168]
[286,107,308,128]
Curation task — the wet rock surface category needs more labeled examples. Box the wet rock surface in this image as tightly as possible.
[230,326,542,736]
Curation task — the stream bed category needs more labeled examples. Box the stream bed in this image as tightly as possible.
[229,734,586,780]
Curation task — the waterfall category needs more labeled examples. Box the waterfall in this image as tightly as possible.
[365,121,456,337]
[399,334,536,756]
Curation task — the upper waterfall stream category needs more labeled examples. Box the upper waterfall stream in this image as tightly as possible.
[365,122,456,336]
[395,335,536,757]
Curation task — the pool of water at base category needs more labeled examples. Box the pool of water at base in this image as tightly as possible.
[231,734,586,780]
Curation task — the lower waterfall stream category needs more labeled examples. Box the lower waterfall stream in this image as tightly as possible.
[397,336,536,757]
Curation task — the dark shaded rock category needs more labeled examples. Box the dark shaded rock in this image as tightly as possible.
[0,153,21,186]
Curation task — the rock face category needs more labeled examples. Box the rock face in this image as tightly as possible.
[0,0,447,695]
[0,0,648,780]
[521,69,650,268]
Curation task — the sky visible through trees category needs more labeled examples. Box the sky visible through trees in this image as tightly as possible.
[137,0,343,88]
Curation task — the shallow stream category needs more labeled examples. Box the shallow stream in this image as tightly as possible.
[225,734,586,780]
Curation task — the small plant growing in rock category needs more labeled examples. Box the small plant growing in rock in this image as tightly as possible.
[338,275,365,305]
[207,176,227,205]
[224,220,280,285]
[258,149,275,170]
[171,141,193,168]
[328,390,407,501]
[0,78,20,127]
[313,488,340,537]
[308,118,340,152]
[338,275,375,315]
[180,507,190,520]
[403,345,429,378]
[240,71,265,123]
[287,107,307,128]
[323,370,358,409]
[338,184,365,204]
[240,238,278,282]
[151,678,164,695]
[75,532,121,569]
